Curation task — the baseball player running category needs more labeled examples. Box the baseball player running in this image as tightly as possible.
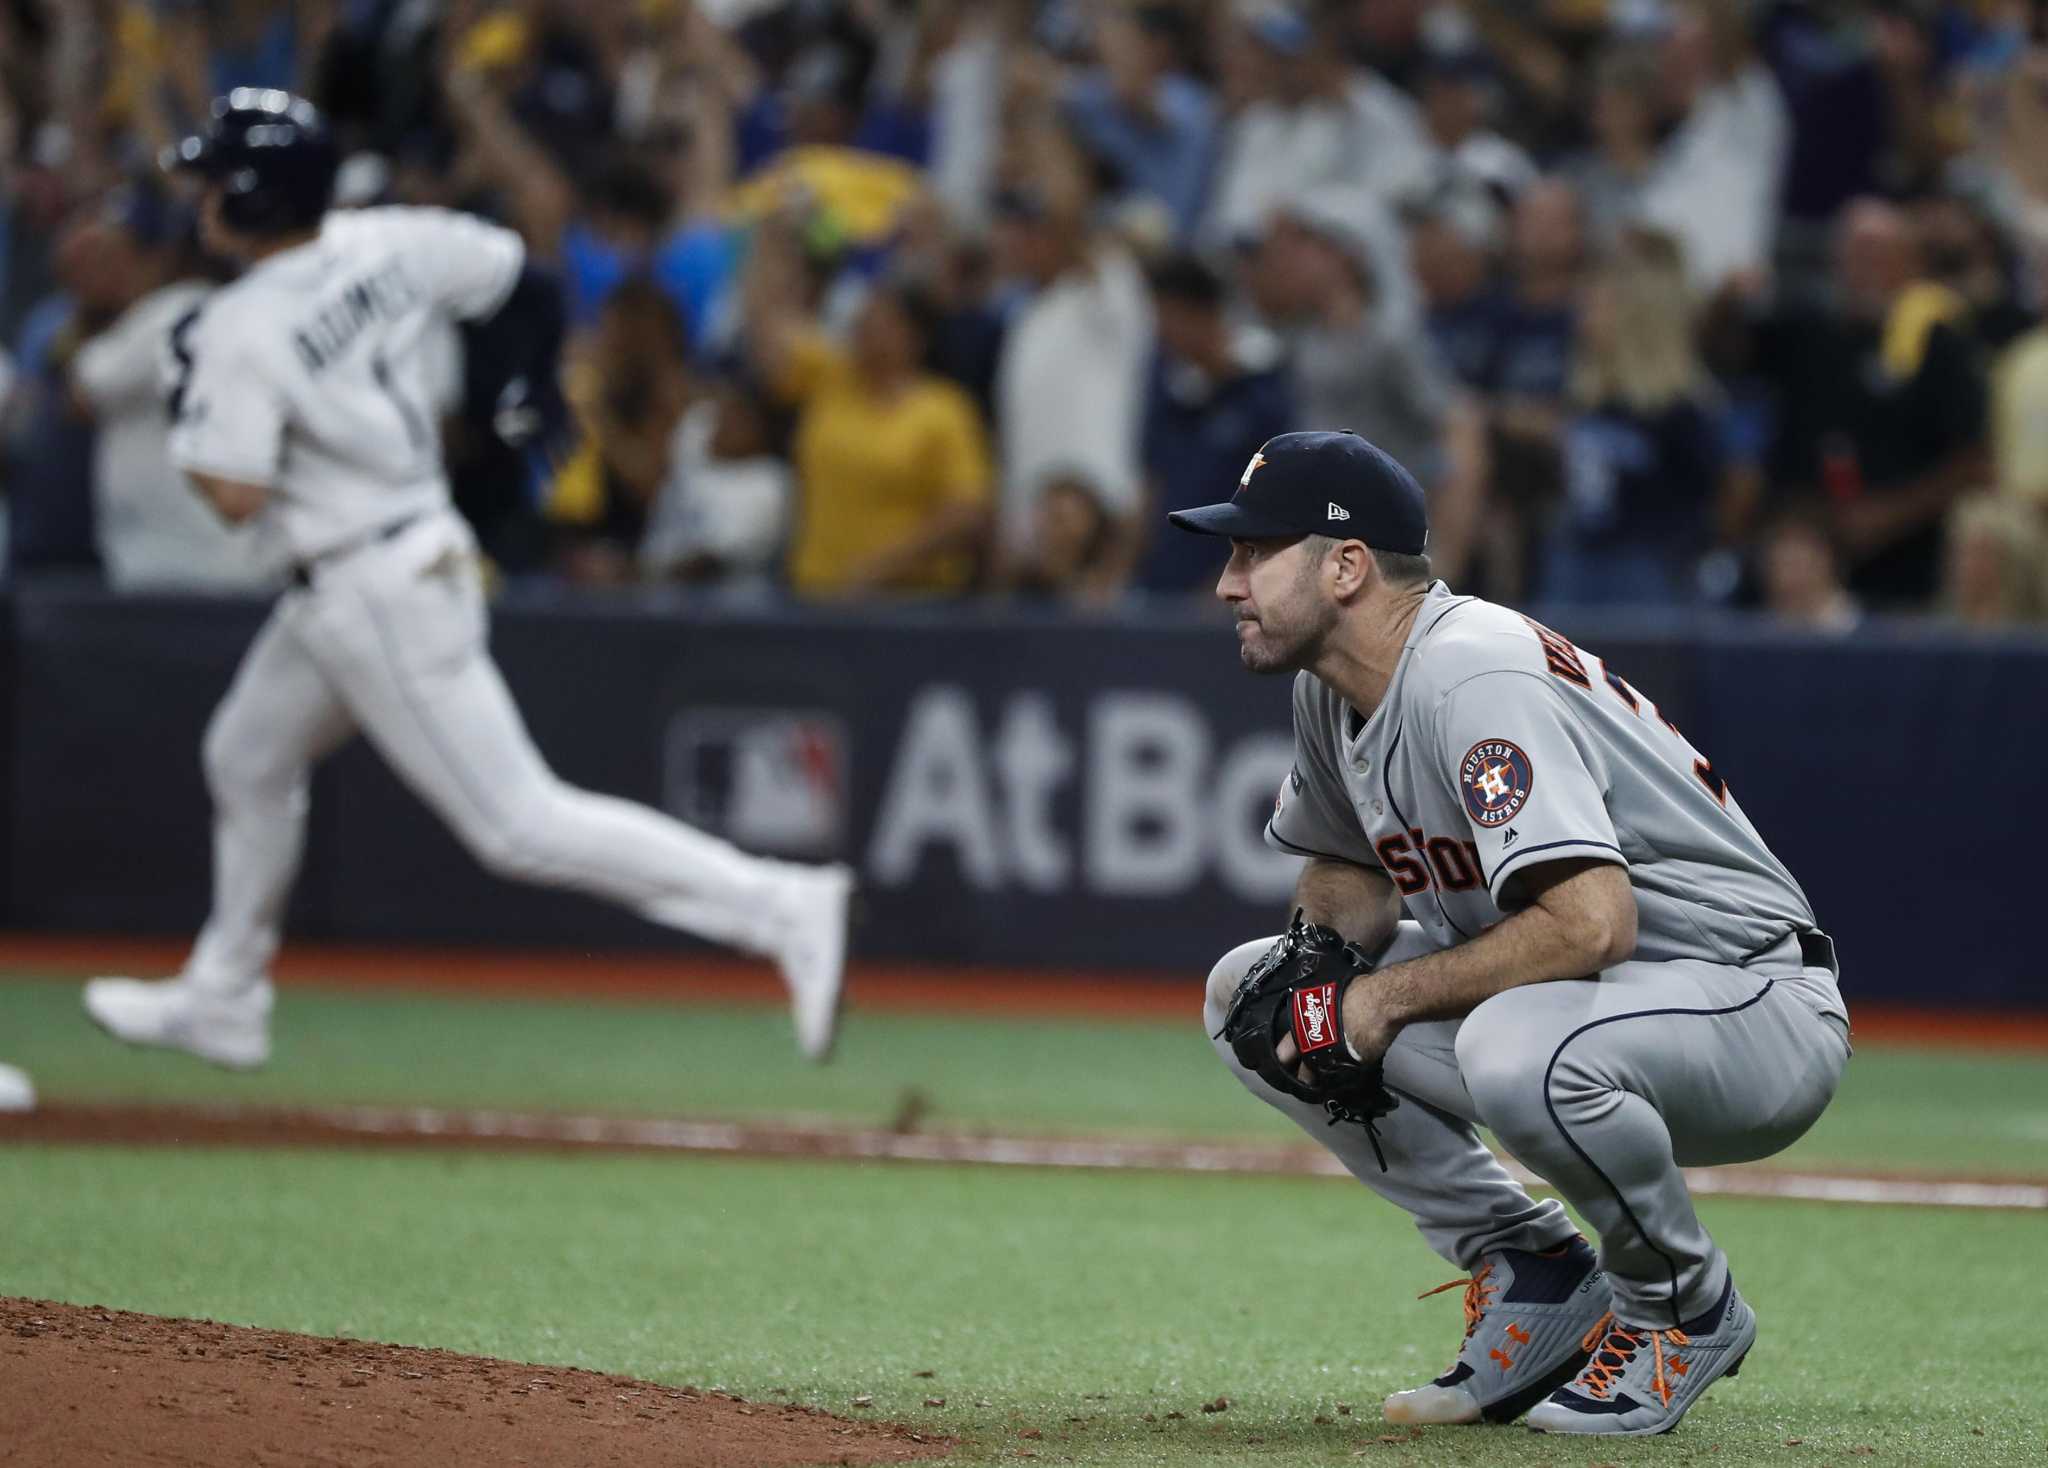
[1173,432,1850,1437]
[84,91,851,1066]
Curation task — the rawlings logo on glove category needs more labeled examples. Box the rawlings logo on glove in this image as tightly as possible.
[1216,911,1398,1169]
[1293,982,1341,1055]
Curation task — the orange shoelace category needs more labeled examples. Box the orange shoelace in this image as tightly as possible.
[1575,1312,1692,1406]
[1418,1262,1497,1344]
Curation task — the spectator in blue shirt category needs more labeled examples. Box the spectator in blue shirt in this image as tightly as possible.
[1135,252,1295,595]
[1540,230,1723,606]
[1062,4,1218,241]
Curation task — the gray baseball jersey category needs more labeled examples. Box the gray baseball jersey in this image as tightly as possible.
[1267,582,1817,964]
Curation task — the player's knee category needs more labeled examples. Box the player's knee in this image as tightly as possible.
[1453,994,1550,1131]
[457,780,571,884]
[1204,938,1275,1034]
[202,708,291,804]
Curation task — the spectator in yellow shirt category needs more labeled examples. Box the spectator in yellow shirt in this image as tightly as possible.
[749,236,993,598]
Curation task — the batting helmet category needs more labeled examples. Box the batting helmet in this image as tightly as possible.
[164,88,337,236]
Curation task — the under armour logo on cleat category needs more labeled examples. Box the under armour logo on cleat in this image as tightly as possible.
[1327,502,1351,521]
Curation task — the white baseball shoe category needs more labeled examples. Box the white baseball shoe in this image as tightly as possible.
[772,864,854,1063]
[1383,1235,1612,1426]
[82,975,274,1070]
[0,1062,35,1112]
[1525,1275,1756,1436]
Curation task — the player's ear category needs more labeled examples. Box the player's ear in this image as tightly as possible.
[1329,539,1371,600]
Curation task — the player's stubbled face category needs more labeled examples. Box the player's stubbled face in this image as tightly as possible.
[1219,537,1334,674]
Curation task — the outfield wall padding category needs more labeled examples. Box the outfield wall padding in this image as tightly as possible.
[8,582,2039,1006]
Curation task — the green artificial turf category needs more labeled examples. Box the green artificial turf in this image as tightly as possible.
[4,976,2046,1178]
[1,1144,2041,1466]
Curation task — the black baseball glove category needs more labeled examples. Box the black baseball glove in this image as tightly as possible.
[1214,910,1398,1169]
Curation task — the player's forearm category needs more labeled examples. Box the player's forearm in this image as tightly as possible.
[190,472,270,525]
[1293,859,1401,957]
[1362,861,1635,1030]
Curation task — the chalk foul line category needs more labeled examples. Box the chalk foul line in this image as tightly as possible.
[7,1102,2042,1212]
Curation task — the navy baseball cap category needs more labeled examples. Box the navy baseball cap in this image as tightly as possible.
[1167,430,1429,554]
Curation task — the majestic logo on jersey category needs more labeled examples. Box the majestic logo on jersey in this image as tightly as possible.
[1460,739,1532,827]
[1326,502,1351,522]
[1240,452,1266,487]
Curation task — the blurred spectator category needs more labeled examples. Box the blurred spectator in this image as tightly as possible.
[1992,308,2048,517]
[1473,176,1587,597]
[1540,230,1721,607]
[1943,492,2048,627]
[445,35,737,341]
[1202,1,1430,251]
[1490,178,1585,410]
[921,1,1012,230]
[891,192,1005,419]
[722,17,924,247]
[1061,3,1217,241]
[1410,44,1535,208]
[1746,198,1989,606]
[152,0,336,130]
[1246,190,1482,584]
[3,217,100,577]
[1760,501,1861,634]
[1568,45,1663,249]
[1637,0,1789,294]
[991,129,1152,598]
[1134,250,1293,595]
[750,232,993,599]
[550,277,694,585]
[64,183,271,591]
[638,374,791,592]
[1761,0,1917,267]
[1913,191,2032,352]
[1408,182,1505,389]
[1006,478,1118,599]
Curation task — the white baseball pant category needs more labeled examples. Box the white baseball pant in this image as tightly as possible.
[183,508,795,986]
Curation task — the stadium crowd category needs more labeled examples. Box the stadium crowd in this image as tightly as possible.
[4,0,2048,627]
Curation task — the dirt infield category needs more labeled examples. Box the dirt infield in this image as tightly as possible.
[5,1100,2044,1210]
[0,1298,948,1468]
[7,932,2047,1050]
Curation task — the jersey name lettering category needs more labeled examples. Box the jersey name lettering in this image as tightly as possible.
[1519,617,1591,688]
[292,261,420,372]
[1374,831,1484,896]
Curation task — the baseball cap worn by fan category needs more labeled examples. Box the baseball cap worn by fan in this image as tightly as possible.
[1166,430,1429,552]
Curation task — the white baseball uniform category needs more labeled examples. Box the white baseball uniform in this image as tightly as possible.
[1206,583,1851,1330]
[166,206,816,989]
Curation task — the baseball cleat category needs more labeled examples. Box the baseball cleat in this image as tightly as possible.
[1383,1236,1610,1426]
[0,1062,34,1112]
[1525,1275,1756,1436]
[82,976,273,1070]
[774,864,854,1063]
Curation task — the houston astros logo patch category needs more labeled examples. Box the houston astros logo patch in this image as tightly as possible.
[1460,740,1532,827]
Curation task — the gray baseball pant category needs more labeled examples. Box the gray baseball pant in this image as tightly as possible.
[1204,922,1850,1329]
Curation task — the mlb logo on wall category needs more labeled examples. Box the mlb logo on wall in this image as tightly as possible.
[664,711,849,858]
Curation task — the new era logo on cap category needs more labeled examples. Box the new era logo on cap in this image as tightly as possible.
[1327,503,1350,522]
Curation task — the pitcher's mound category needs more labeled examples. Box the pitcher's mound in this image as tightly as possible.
[1,1297,951,1467]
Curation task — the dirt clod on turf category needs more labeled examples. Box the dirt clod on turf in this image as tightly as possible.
[0,1298,949,1468]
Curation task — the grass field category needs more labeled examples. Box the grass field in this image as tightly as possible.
[5,970,2048,1465]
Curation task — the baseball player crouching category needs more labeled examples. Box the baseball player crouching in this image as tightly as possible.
[84,92,851,1065]
[1176,432,1850,1437]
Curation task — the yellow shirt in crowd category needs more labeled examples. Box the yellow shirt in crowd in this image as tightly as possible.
[778,335,992,596]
